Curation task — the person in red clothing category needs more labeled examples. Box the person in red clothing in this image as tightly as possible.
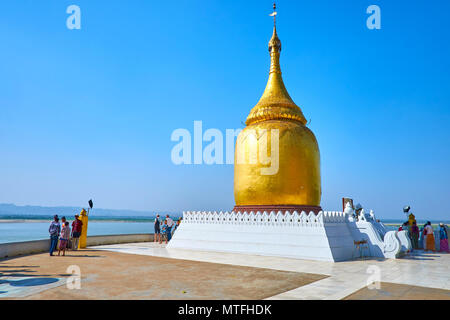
[71,214,83,250]
[398,221,408,232]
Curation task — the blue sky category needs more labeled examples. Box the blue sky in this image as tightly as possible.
[0,1,449,220]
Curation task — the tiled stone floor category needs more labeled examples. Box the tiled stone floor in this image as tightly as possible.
[92,242,450,300]
[1,242,448,300]
[0,249,327,299]
[344,282,450,300]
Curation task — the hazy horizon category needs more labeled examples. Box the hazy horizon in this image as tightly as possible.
[0,203,178,218]
[1,202,448,223]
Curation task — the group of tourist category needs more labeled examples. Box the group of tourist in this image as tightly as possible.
[153,214,181,244]
[399,221,449,253]
[48,213,180,255]
[48,214,83,256]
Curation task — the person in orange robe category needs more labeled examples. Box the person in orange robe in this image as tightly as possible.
[424,221,436,252]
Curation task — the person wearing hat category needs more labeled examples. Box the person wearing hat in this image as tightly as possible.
[71,214,83,250]
[439,223,449,253]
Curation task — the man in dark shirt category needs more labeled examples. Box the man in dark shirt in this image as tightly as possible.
[154,214,161,243]
[71,214,83,250]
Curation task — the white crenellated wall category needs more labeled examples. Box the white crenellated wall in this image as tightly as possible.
[167,210,355,262]
[168,205,413,262]
[182,210,349,226]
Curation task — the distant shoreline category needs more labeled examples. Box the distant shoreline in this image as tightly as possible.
[0,215,185,223]
[0,219,155,223]
[0,217,447,226]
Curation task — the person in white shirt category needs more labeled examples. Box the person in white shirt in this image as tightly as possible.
[166,215,174,241]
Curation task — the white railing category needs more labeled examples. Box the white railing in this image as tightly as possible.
[182,210,348,226]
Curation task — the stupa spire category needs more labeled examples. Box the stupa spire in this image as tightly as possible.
[269,3,281,75]
[269,2,281,61]
[245,3,307,126]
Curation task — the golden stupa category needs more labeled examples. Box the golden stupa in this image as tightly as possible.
[234,5,321,212]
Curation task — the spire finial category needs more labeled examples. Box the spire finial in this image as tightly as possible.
[270,2,277,28]
[268,2,281,54]
[273,2,277,27]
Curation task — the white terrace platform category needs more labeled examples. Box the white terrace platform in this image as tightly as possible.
[91,242,450,300]
[166,208,410,262]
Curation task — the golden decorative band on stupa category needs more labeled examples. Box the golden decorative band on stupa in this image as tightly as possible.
[234,4,322,213]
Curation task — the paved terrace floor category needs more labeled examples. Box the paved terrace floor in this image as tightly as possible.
[0,242,449,300]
